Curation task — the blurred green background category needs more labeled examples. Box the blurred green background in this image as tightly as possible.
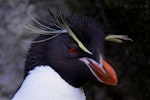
[0,0,149,100]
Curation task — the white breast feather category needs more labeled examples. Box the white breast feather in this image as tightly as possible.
[12,66,85,100]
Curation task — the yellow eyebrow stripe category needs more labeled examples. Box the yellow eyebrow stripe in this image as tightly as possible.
[63,20,93,55]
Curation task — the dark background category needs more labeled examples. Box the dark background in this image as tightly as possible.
[0,0,149,100]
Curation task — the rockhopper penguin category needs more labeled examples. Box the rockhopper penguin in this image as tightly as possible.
[11,14,129,100]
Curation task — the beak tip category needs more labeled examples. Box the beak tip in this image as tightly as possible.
[102,60,118,86]
[104,75,118,86]
[112,79,118,86]
[112,73,118,86]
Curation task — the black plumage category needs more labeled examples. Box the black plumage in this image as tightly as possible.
[24,14,105,87]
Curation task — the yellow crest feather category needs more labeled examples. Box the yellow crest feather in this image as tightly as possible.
[105,35,133,43]
[62,19,93,55]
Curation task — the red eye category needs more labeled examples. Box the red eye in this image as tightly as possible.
[69,47,78,55]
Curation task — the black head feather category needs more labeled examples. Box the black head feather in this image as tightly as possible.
[24,14,105,87]
[65,15,104,49]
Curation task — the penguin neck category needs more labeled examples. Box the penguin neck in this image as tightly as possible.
[12,66,85,100]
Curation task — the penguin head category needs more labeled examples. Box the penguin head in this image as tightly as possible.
[24,14,117,87]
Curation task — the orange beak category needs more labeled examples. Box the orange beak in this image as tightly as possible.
[80,58,118,86]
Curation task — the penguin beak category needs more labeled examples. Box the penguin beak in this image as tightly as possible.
[80,57,118,86]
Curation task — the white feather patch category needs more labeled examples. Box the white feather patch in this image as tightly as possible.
[12,66,85,100]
